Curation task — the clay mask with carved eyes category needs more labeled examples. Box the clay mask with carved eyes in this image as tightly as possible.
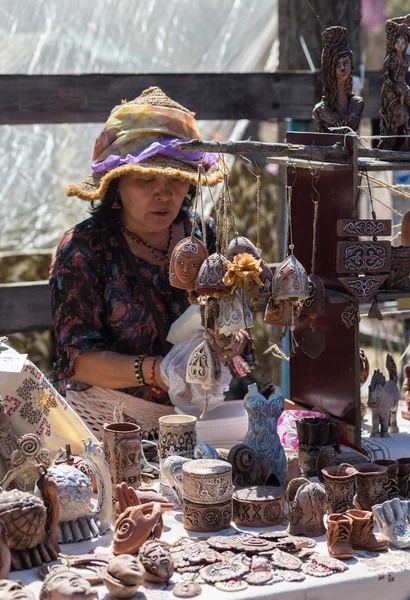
[143,543,173,579]
[43,571,95,599]
[335,54,352,83]
[169,238,208,290]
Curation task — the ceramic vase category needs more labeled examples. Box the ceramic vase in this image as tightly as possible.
[103,423,142,506]
[182,459,233,532]
[243,383,287,486]
[158,415,197,490]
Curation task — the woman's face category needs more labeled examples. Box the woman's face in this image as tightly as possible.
[118,172,190,233]
[335,54,352,84]
[395,35,407,53]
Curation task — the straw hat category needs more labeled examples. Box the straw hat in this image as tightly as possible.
[66,86,223,201]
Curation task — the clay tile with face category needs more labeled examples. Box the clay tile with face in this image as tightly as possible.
[169,237,208,291]
[39,568,98,600]
[139,540,174,583]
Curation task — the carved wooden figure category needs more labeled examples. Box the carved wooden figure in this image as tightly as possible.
[379,15,410,150]
[368,354,400,436]
[313,26,363,133]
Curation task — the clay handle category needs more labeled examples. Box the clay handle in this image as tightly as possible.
[285,477,309,507]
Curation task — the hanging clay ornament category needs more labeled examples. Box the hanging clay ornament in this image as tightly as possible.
[169,238,208,292]
[216,291,253,335]
[302,274,326,316]
[254,260,273,298]
[368,297,383,320]
[195,253,231,298]
[264,299,302,327]
[228,236,261,260]
[273,255,310,300]
[186,335,221,390]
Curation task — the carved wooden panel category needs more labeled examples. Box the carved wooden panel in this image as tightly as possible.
[336,241,391,274]
[338,275,388,302]
[336,219,391,237]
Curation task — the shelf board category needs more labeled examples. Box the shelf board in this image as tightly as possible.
[266,156,410,172]
[325,288,410,304]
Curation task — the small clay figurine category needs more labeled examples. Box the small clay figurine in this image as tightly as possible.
[39,567,98,600]
[379,15,410,150]
[139,540,174,583]
[227,443,270,487]
[402,363,410,420]
[368,354,400,436]
[0,580,35,600]
[101,555,145,599]
[313,26,364,133]
[169,237,208,292]
[116,482,173,517]
[286,478,327,537]
[113,501,163,555]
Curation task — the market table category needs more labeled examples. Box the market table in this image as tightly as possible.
[11,498,410,600]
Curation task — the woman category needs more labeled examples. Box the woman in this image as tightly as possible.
[378,16,410,151]
[313,26,363,133]
[49,87,249,440]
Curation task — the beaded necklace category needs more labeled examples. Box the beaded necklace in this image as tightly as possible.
[120,221,173,262]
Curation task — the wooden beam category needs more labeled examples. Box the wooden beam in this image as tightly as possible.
[0,72,321,124]
[0,281,52,334]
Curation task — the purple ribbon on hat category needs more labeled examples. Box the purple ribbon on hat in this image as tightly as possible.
[92,138,219,174]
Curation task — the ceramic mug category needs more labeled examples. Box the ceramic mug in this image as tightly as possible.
[158,415,197,488]
[103,422,142,505]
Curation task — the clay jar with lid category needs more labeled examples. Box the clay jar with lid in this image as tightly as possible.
[233,486,285,527]
[182,459,233,532]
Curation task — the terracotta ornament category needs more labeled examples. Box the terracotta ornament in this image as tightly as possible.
[379,15,410,150]
[231,537,276,554]
[269,548,302,571]
[169,237,208,292]
[0,519,10,579]
[353,463,389,511]
[368,354,400,436]
[264,298,303,328]
[372,498,410,548]
[216,291,253,335]
[39,567,98,600]
[322,464,356,514]
[101,554,145,599]
[232,486,285,527]
[327,513,354,559]
[279,570,306,582]
[227,443,270,488]
[302,554,348,577]
[195,253,232,298]
[139,540,174,583]
[243,383,287,486]
[103,422,142,506]
[199,558,250,583]
[273,255,310,301]
[214,580,249,592]
[115,482,174,517]
[173,582,202,598]
[0,433,51,493]
[313,26,363,132]
[36,469,60,555]
[0,580,35,600]
[113,501,162,555]
[286,478,327,537]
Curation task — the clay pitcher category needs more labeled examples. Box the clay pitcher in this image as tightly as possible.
[103,423,142,506]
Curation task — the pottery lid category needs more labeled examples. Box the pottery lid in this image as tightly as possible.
[233,486,285,502]
[182,458,232,475]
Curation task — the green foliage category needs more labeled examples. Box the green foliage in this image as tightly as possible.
[387,0,410,18]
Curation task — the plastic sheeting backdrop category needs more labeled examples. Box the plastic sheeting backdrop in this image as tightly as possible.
[0,0,278,253]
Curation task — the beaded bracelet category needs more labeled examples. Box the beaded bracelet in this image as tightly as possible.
[134,354,147,385]
[150,357,160,386]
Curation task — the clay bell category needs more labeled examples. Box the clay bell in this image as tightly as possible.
[216,291,253,335]
[286,478,327,537]
[302,274,326,315]
[273,255,310,300]
[264,298,302,327]
[169,237,208,292]
[186,336,221,389]
[195,253,231,298]
[228,236,261,260]
[253,260,273,298]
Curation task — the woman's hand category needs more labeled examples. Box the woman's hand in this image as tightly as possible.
[209,330,248,364]
[141,356,169,392]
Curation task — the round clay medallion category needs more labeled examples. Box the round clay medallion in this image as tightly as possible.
[269,549,302,571]
[279,570,306,582]
[173,582,202,598]
[246,571,275,585]
[199,559,250,583]
[233,537,276,553]
[214,580,249,592]
[259,531,289,541]
[207,534,252,551]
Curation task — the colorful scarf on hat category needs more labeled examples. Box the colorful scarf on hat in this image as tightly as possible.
[92,103,218,173]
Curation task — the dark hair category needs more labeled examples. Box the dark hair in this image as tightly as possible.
[89,178,196,223]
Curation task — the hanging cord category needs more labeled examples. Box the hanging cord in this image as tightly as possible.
[191,165,202,239]
[256,175,261,253]
[198,164,208,248]
[310,167,321,275]
[363,167,377,221]
[287,186,294,255]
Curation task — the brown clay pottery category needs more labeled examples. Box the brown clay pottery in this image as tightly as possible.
[321,464,356,513]
[101,554,145,599]
[169,237,208,291]
[195,253,231,298]
[353,463,389,511]
[286,478,327,537]
[0,580,35,600]
[113,501,162,555]
[103,422,142,506]
[39,566,98,599]
[232,486,285,527]
[139,540,174,583]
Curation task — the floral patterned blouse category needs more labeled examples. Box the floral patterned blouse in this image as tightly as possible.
[49,210,216,405]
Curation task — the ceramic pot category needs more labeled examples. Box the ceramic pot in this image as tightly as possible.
[183,498,232,533]
[286,477,327,537]
[353,463,389,511]
[322,464,356,514]
[243,383,287,486]
[182,459,232,505]
[103,423,142,506]
[159,415,197,491]
[374,459,400,499]
[232,486,285,527]
[296,417,340,477]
